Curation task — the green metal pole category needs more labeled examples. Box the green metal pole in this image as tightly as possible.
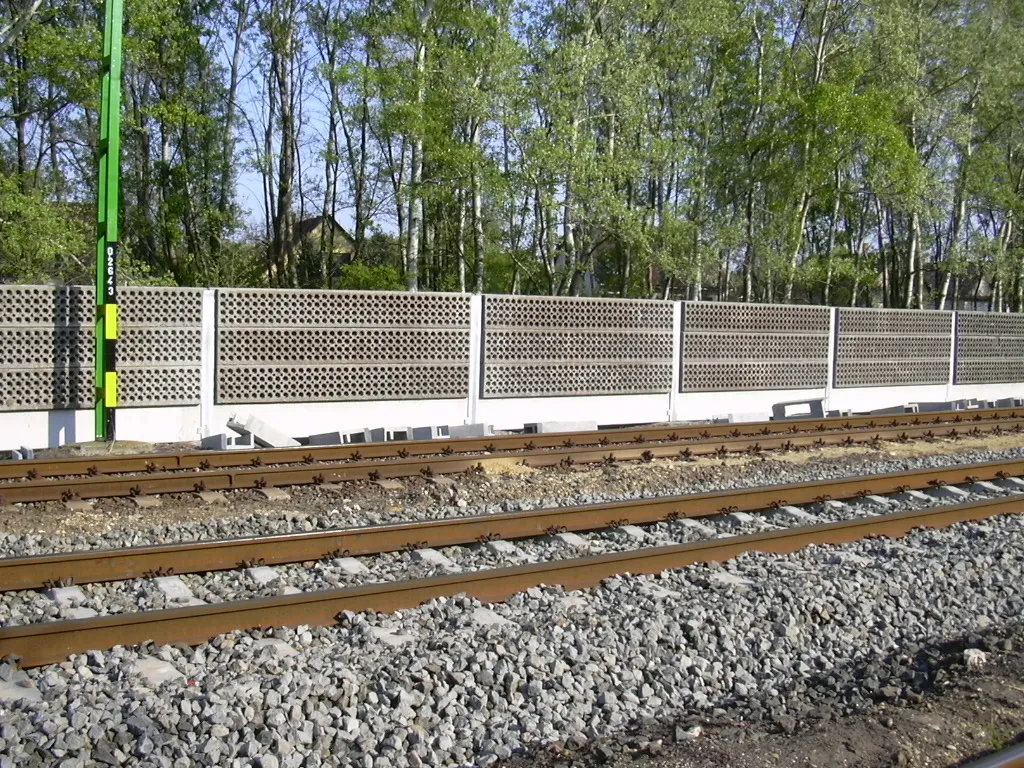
[95,0,123,441]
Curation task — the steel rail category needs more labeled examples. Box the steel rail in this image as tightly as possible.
[0,420,1020,506]
[1,493,1020,668]
[0,408,1017,482]
[2,456,1022,591]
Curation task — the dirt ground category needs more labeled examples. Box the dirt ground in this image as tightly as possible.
[509,628,1024,768]
[1,433,1023,538]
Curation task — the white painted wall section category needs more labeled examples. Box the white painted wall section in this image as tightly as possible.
[477,393,670,430]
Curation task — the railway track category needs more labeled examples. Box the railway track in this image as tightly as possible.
[1,412,1021,505]
[3,456,1023,591]
[3,407,1013,483]
[1,459,1022,667]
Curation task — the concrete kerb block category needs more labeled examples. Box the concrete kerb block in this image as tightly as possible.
[525,421,598,434]
[203,428,260,450]
[407,426,446,441]
[200,433,229,451]
[227,413,300,448]
[910,401,969,413]
[712,412,770,425]
[994,398,1024,408]
[869,404,918,415]
[448,424,494,439]
[228,431,255,449]
[307,432,344,447]
[132,657,185,687]
[771,399,825,421]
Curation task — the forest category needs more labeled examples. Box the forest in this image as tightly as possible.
[0,0,1022,308]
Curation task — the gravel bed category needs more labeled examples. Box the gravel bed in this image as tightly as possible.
[3,447,1024,560]
[2,475,1020,628]
[1,509,1023,767]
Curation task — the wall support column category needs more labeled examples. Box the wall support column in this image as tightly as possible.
[668,301,683,420]
[466,293,483,424]
[199,289,217,437]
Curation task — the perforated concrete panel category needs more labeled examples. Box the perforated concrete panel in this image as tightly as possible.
[216,289,471,403]
[118,287,203,407]
[0,286,94,410]
[679,301,830,392]
[834,308,952,388]
[481,295,673,398]
[0,285,202,410]
[955,312,1024,384]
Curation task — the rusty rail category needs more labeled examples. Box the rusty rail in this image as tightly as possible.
[0,408,1016,482]
[1,419,1020,505]
[1,493,1020,668]
[1,456,1021,591]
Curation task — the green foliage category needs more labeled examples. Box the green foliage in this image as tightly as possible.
[0,176,88,284]
[1,0,1023,308]
[336,262,405,290]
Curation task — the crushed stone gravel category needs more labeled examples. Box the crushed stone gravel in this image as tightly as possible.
[1,510,1023,767]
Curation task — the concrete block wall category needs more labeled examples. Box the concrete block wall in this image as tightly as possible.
[1,285,1023,450]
